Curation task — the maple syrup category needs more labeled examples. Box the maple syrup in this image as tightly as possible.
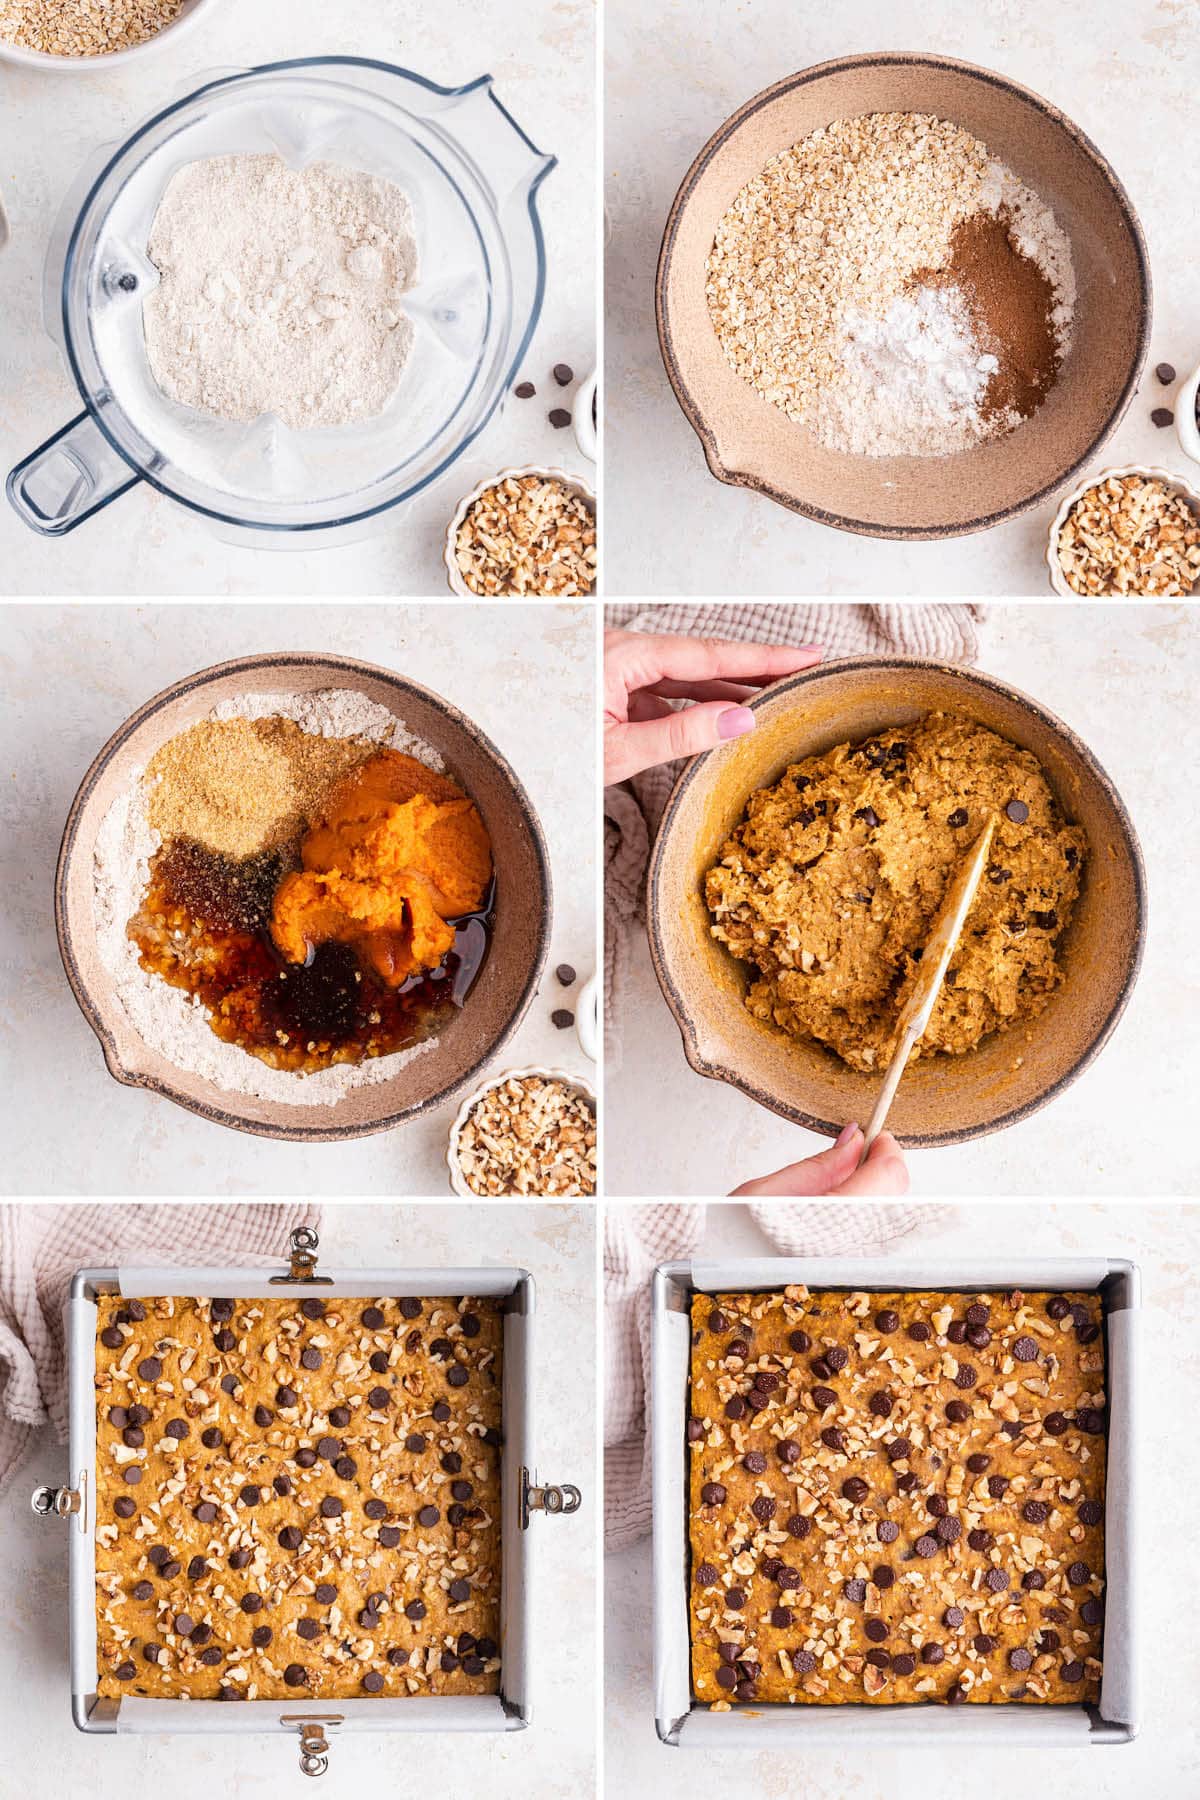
[129,836,493,1074]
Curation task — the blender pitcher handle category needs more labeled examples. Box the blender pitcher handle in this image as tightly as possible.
[7,412,141,538]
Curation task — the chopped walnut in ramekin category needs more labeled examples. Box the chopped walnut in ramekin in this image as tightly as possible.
[1054,472,1200,596]
[454,1074,596,1196]
[453,474,596,597]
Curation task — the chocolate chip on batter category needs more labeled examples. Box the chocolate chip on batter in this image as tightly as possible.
[1031,909,1058,930]
[875,1309,900,1333]
[913,1534,939,1558]
[361,1306,386,1329]
[727,1338,750,1360]
[320,1496,344,1518]
[1022,1500,1050,1524]
[743,1451,768,1474]
[100,1326,124,1349]
[947,807,968,828]
[432,1401,452,1422]
[987,1474,1010,1499]
[1078,1498,1102,1526]
[865,1618,890,1643]
[417,1504,440,1527]
[447,1365,469,1388]
[1043,1410,1069,1436]
[1067,1560,1091,1587]
[843,1579,866,1603]
[876,1519,900,1544]
[821,1426,846,1452]
[811,1385,837,1411]
[787,1514,812,1539]
[1005,799,1029,824]
[935,1516,962,1545]
[954,1364,978,1389]
[1009,1648,1033,1671]
[947,1321,968,1344]
[872,1566,896,1593]
[842,1477,869,1505]
[751,1495,778,1522]
[984,1568,1009,1592]
[1061,1661,1085,1683]
[1046,1296,1070,1320]
[278,1526,303,1550]
[701,1482,726,1506]
[708,1308,730,1335]
[275,1385,298,1408]
[299,1298,325,1319]
[1021,1570,1046,1591]
[885,1437,912,1463]
[228,1548,253,1571]
[113,1497,136,1519]
[987,866,1012,884]
[907,1321,931,1342]
[1038,1629,1061,1652]
[193,1502,217,1523]
[778,1439,801,1464]
[792,1649,817,1674]
[892,1653,916,1677]
[213,1329,236,1352]
[136,1357,162,1381]
[1076,1407,1105,1433]
[866,1648,890,1669]
[1081,1597,1104,1626]
[868,1389,894,1417]
[123,1426,144,1448]
[854,807,880,829]
[788,1329,811,1352]
[300,1347,322,1370]
[240,1594,263,1614]
[967,1529,994,1552]
[378,1526,402,1548]
[1077,1321,1100,1345]
[199,1646,224,1665]
[115,1662,136,1680]
[369,1350,390,1373]
[944,1606,964,1629]
[295,1448,318,1469]
[132,1580,154,1600]
[945,1400,970,1423]
[283,1664,309,1688]
[973,1632,996,1655]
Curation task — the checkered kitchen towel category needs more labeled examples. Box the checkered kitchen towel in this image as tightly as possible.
[604,1199,946,1553]
[604,601,987,1068]
[0,1202,320,1497]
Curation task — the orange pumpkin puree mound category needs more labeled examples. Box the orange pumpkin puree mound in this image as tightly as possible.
[270,750,492,987]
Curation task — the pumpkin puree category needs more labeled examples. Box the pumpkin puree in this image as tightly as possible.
[270,749,493,987]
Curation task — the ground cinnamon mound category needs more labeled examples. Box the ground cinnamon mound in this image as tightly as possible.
[922,210,1059,421]
[146,718,380,861]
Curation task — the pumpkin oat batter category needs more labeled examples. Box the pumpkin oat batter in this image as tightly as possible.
[688,1286,1106,1708]
[705,712,1086,1071]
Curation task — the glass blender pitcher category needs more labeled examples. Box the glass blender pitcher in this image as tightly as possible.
[7,58,555,545]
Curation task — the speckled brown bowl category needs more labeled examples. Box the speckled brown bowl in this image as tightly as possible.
[647,658,1145,1147]
[56,653,552,1143]
[656,52,1151,539]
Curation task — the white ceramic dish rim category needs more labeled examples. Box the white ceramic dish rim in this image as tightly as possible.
[1045,462,1200,595]
[445,1063,597,1196]
[443,464,597,597]
[572,369,598,462]
[0,0,221,68]
[1174,361,1200,468]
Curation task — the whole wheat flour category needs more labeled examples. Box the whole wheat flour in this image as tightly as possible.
[706,112,1076,457]
[143,154,418,430]
[93,690,446,1105]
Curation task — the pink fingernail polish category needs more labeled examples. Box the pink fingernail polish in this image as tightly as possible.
[718,706,755,740]
[835,1122,861,1148]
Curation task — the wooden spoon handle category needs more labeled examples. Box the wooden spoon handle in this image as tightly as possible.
[859,1024,920,1165]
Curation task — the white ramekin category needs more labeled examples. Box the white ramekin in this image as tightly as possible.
[0,0,222,69]
[574,973,598,1062]
[443,464,597,597]
[572,368,598,462]
[1174,362,1200,469]
[1045,463,1200,596]
[445,1065,597,1197]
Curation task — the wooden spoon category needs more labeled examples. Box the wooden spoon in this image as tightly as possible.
[860,815,996,1159]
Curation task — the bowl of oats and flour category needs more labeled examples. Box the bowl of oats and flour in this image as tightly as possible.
[55,654,552,1141]
[656,52,1150,539]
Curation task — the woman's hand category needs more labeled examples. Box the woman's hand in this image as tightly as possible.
[604,629,824,786]
[732,1124,910,1197]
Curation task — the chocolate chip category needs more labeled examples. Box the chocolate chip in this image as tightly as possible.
[315,1435,340,1461]
[865,1618,889,1643]
[432,1401,451,1422]
[922,1642,945,1665]
[885,1437,911,1463]
[1047,1296,1071,1320]
[115,1662,136,1680]
[714,1665,737,1691]
[811,1385,837,1411]
[132,1580,154,1601]
[907,1321,931,1342]
[751,1495,777,1522]
[987,1475,1009,1499]
[369,1350,390,1373]
[743,1451,767,1474]
[1009,1648,1033,1671]
[1077,1322,1100,1345]
[787,1514,812,1539]
[968,1529,994,1552]
[875,1310,899,1333]
[926,1495,948,1519]
[358,1608,380,1630]
[789,1329,811,1352]
[843,1579,866,1603]
[186,1556,207,1582]
[240,1594,263,1614]
[966,1324,992,1349]
[193,1502,217,1523]
[553,363,574,387]
[725,1587,747,1608]
[727,1339,750,1361]
[866,1648,890,1670]
[1031,909,1058,931]
[273,1474,292,1497]
[113,1497,136,1519]
[842,1477,869,1505]
[143,1644,160,1663]
[973,1633,996,1655]
[1151,406,1174,427]
[122,1426,144,1448]
[148,1544,170,1567]
[447,1504,467,1527]
[854,806,880,829]
[873,1566,896,1592]
[947,807,968,828]
[778,1439,800,1464]
[1078,1499,1102,1527]
[514,379,535,399]
[1157,362,1177,384]
[701,1482,726,1506]
[1021,1570,1046,1591]
[447,1365,469,1388]
[1004,799,1029,824]
[213,1328,236,1352]
[954,1364,977,1389]
[362,1499,388,1522]
[276,1385,298,1408]
[417,1505,440,1527]
[300,1348,322,1370]
[945,1400,970,1423]
[366,1386,391,1411]
[868,1389,894,1417]
[1081,1597,1104,1626]
[876,1519,900,1544]
[219,1374,238,1396]
[320,1496,344,1519]
[164,1416,190,1439]
[549,407,571,428]
[935,1516,962,1545]
[1067,1560,1091,1587]
[1061,1660,1085,1683]
[1023,1500,1050,1524]
[136,1357,162,1382]
[1038,1628,1061,1652]
[228,1548,252,1571]
[278,1526,303,1550]
[944,1606,964,1629]
[253,1405,273,1428]
[295,1448,318,1469]
[892,1653,916,1677]
[283,1664,308,1688]
[199,1646,224,1665]
[792,1649,816,1674]
[100,1326,124,1349]
[821,1426,846,1452]
[1043,1411,1069,1436]
[378,1526,402,1548]
[239,1485,260,1507]
[913,1535,938,1559]
[810,1356,832,1380]
[984,1568,1009,1592]
[947,1321,968,1344]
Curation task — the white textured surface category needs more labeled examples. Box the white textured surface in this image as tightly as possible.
[605,0,1199,595]
[605,1199,1200,1796]
[4,1201,596,1798]
[607,603,1200,1196]
[0,0,595,595]
[0,602,596,1195]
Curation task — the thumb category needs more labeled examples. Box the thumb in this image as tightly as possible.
[731,1124,864,1197]
[616,700,756,779]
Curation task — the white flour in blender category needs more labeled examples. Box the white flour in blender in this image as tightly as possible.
[143,154,418,430]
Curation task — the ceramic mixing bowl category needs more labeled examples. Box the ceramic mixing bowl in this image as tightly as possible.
[56,652,551,1141]
[657,52,1150,539]
[647,658,1145,1147]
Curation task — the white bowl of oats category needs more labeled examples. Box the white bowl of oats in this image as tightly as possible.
[447,1066,597,1196]
[0,0,223,68]
[445,466,597,598]
[1047,464,1200,596]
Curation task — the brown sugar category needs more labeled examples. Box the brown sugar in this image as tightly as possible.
[919,209,1060,421]
[145,717,380,861]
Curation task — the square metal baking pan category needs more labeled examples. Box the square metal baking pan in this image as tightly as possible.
[32,1227,582,1775]
[652,1254,1139,1748]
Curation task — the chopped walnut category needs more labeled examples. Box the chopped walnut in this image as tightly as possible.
[1055,473,1200,596]
[453,475,596,597]
[456,1075,596,1197]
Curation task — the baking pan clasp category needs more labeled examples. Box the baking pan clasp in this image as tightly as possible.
[31,1476,85,1526]
[269,1225,334,1287]
[520,1465,582,1529]
[280,1713,343,1777]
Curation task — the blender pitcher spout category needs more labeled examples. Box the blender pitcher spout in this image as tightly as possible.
[437,76,557,211]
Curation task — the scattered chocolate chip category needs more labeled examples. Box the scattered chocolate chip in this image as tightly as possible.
[240,1594,263,1615]
[868,1389,894,1417]
[193,1502,217,1524]
[725,1587,746,1608]
[213,1329,236,1352]
[553,363,574,387]
[968,1529,994,1552]
[876,1519,900,1544]
[1021,1570,1046,1591]
[947,1321,968,1344]
[701,1482,726,1506]
[122,1426,144,1448]
[1078,1498,1102,1527]
[843,1579,866,1603]
[122,1468,142,1485]
[199,1646,224,1665]
[885,1437,911,1464]
[132,1580,154,1601]
[276,1385,298,1408]
[113,1496,136,1519]
[786,1514,812,1539]
[514,380,535,399]
[1023,1500,1050,1524]
[854,806,880,829]
[987,1475,1010,1500]
[1009,1647,1033,1671]
[792,1649,816,1674]
[100,1326,124,1349]
[935,1516,962,1545]
[1061,1660,1085,1683]
[892,1654,916,1677]
[549,407,571,428]
[239,1485,260,1508]
[1004,799,1029,824]
[1067,1560,1091,1587]
[1156,362,1177,385]
[821,1426,846,1452]
[115,1661,136,1680]
[907,1321,931,1342]
[812,1385,837,1411]
[136,1357,162,1382]
[944,1606,964,1629]
[300,1347,322,1370]
[945,1400,970,1424]
[1151,406,1174,427]
[278,1526,303,1551]
[973,1632,996,1655]
[947,807,968,828]
[1038,1629,1061,1652]
[842,1477,869,1505]
[320,1496,343,1519]
[778,1439,801,1465]
[875,1310,900,1333]
[788,1329,812,1352]
[283,1664,308,1688]
[252,1406,273,1429]
[984,1568,1009,1592]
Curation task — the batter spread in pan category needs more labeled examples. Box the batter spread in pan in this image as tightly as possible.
[705,712,1086,1071]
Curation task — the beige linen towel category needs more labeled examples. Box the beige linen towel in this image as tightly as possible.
[604,601,987,1066]
[604,1199,945,1552]
[0,1202,319,1496]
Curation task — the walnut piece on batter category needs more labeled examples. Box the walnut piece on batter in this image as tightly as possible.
[705,711,1086,1072]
